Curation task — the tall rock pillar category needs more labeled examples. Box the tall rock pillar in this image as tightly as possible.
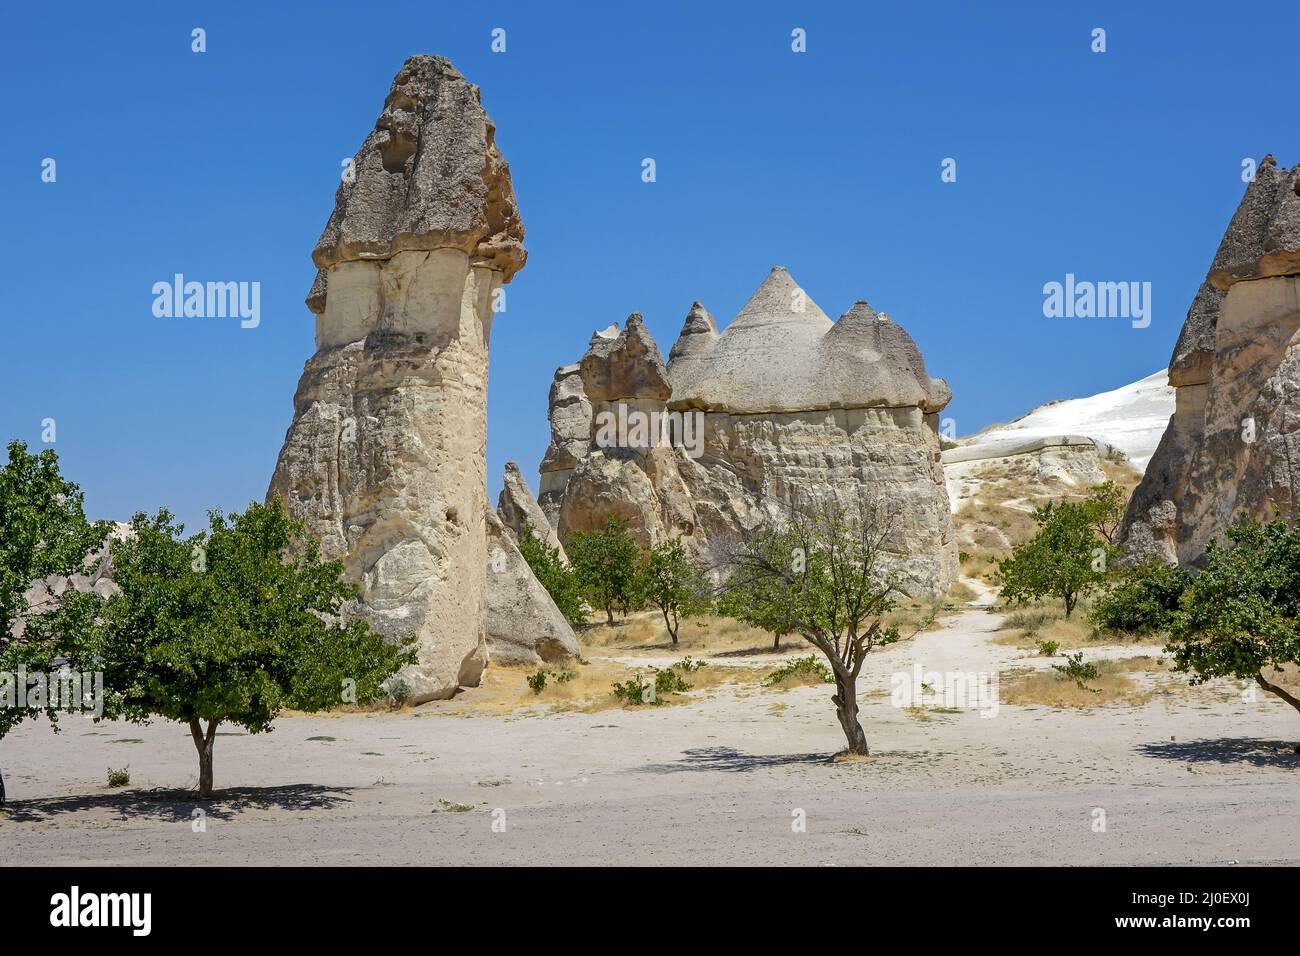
[268,55,526,702]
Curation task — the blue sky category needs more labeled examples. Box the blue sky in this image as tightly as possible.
[3,0,1297,531]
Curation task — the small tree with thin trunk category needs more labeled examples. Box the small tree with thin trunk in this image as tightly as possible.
[1168,515,1300,741]
[637,538,712,645]
[997,483,1122,618]
[725,491,900,755]
[84,500,414,798]
[567,514,641,626]
[0,441,109,805]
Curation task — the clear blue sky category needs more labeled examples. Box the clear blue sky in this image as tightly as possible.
[3,0,1297,531]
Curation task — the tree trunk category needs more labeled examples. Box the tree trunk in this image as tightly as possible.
[773,633,781,651]
[0,765,6,806]
[1063,593,1075,618]
[831,672,869,755]
[189,717,219,798]
[605,605,615,627]
[1256,670,1300,743]
[662,608,678,645]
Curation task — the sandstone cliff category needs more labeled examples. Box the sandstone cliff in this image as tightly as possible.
[1120,155,1300,563]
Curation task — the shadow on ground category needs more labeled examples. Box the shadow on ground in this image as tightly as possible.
[635,745,831,774]
[0,783,354,823]
[712,645,797,659]
[1137,737,1300,769]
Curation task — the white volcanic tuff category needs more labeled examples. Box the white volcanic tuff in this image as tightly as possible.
[269,55,575,705]
[541,267,958,597]
[951,370,1174,473]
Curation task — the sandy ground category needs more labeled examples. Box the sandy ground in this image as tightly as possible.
[4,584,1300,866]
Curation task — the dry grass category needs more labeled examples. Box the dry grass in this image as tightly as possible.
[581,588,972,660]
[425,656,762,717]
[993,602,1166,651]
[580,612,796,657]
[1000,657,1159,708]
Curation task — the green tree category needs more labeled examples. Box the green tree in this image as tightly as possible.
[717,569,795,650]
[83,500,414,798]
[997,484,1121,618]
[1167,515,1300,730]
[726,492,900,756]
[638,538,712,645]
[566,514,641,626]
[1091,559,1190,635]
[517,521,587,625]
[0,441,109,804]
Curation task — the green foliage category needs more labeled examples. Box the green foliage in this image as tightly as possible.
[672,656,704,673]
[611,665,690,706]
[611,673,652,705]
[1051,651,1099,690]
[1167,515,1300,717]
[0,441,110,745]
[517,521,587,625]
[80,499,416,796]
[1034,638,1061,657]
[1091,559,1191,635]
[527,666,576,695]
[637,538,712,644]
[653,666,690,695]
[388,678,411,708]
[763,655,833,687]
[725,493,900,755]
[567,515,641,625]
[997,483,1122,618]
[106,766,130,788]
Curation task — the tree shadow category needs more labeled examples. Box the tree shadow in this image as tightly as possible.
[712,644,795,658]
[1136,737,1300,769]
[1,783,354,823]
[634,745,831,774]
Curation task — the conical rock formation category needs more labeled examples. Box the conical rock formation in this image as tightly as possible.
[539,267,957,596]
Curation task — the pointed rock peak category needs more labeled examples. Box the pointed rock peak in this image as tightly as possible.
[504,460,524,479]
[579,312,671,402]
[591,323,620,343]
[668,301,719,367]
[681,301,718,336]
[728,266,831,332]
[1209,154,1300,287]
[843,299,879,322]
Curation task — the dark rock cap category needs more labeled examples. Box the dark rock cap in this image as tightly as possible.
[310,55,526,282]
[579,314,672,403]
[1208,155,1300,288]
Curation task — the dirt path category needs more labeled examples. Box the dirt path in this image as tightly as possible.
[4,602,1300,866]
